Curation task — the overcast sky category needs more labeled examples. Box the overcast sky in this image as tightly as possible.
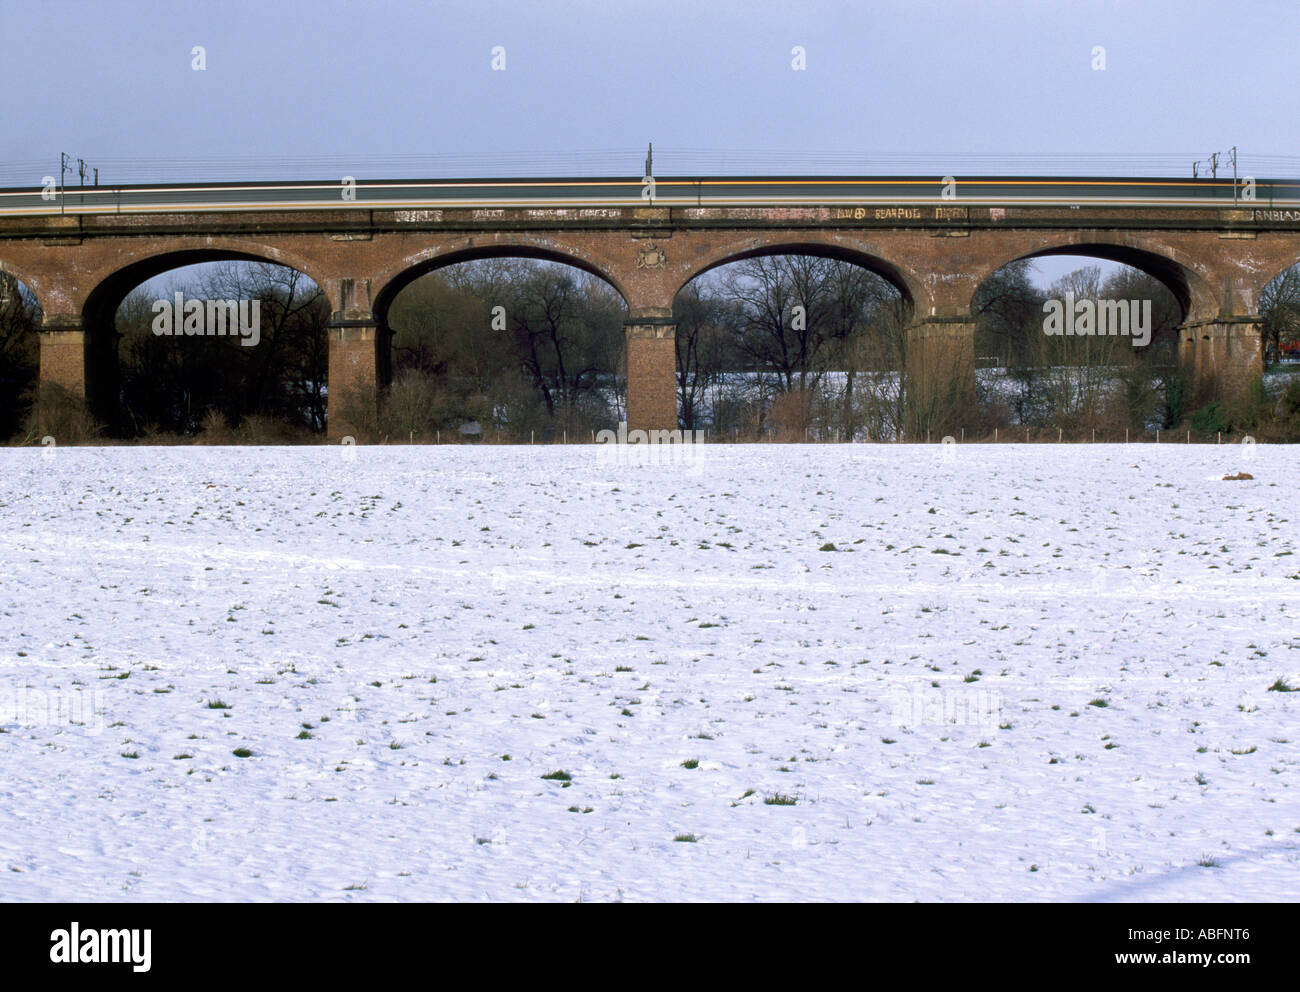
[4,0,1298,184]
[6,0,1296,289]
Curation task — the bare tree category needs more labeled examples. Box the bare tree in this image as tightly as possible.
[673,279,741,431]
[972,259,1042,366]
[1260,263,1300,361]
[722,255,834,393]
[116,261,328,435]
[0,271,41,439]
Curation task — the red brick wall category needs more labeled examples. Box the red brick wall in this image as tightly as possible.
[625,333,677,433]
[38,330,86,396]
[327,325,377,439]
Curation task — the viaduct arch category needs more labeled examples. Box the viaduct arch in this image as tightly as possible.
[1,202,1297,437]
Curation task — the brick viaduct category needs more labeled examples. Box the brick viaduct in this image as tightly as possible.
[2,202,1299,437]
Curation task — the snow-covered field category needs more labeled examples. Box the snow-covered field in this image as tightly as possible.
[1,442,1297,901]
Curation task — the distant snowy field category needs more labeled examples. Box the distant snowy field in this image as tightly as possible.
[1,442,1297,902]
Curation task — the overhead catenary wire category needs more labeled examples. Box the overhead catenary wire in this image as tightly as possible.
[0,149,1297,186]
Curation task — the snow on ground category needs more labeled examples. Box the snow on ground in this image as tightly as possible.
[0,441,1297,901]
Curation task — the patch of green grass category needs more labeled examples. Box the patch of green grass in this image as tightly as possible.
[205,699,231,709]
[1088,698,1109,708]
[673,833,698,842]
[681,759,699,769]
[540,770,571,781]
[232,747,253,758]
[1267,677,1296,692]
[763,793,798,806]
